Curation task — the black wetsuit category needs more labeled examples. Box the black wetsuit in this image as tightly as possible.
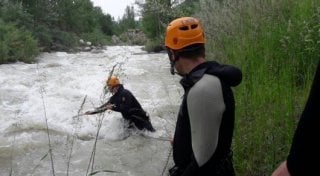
[94,85,155,132]
[170,61,242,176]
[286,62,320,176]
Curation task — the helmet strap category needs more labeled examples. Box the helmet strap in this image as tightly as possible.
[170,59,176,75]
[167,49,180,75]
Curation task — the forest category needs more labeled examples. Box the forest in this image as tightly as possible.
[0,0,197,64]
[1,0,320,175]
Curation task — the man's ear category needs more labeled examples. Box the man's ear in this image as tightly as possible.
[172,51,181,63]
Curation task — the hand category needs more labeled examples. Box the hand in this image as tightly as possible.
[84,111,93,115]
[170,139,174,146]
[272,161,291,176]
[106,103,115,110]
[169,165,181,176]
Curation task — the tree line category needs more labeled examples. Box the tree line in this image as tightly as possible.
[0,0,198,64]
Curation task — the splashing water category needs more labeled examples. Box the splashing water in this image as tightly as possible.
[0,46,183,176]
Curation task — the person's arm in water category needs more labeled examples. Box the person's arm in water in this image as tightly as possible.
[85,101,115,115]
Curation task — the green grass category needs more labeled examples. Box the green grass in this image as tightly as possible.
[199,0,319,175]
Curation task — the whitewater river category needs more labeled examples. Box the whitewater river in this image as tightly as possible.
[0,46,183,176]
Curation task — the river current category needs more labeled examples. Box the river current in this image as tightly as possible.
[0,46,183,176]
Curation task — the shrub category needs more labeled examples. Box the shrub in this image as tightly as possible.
[0,20,39,64]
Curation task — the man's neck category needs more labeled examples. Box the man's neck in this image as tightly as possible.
[182,57,205,74]
[111,86,119,94]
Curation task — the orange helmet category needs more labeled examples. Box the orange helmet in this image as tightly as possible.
[165,17,205,50]
[106,76,120,87]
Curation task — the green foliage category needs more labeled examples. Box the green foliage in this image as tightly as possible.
[117,5,137,34]
[175,0,200,16]
[54,0,98,34]
[0,20,39,64]
[81,29,111,46]
[95,10,115,36]
[0,0,121,63]
[138,0,201,49]
[279,5,320,86]
[33,24,53,52]
[50,29,78,51]
[199,0,319,175]
[142,39,164,52]
[1,0,202,63]
[139,0,172,41]
[0,1,33,30]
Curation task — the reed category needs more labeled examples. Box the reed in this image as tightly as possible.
[9,131,16,176]
[161,147,173,176]
[66,95,87,176]
[36,63,56,176]
[85,113,106,176]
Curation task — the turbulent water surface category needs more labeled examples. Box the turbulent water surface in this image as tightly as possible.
[0,46,183,176]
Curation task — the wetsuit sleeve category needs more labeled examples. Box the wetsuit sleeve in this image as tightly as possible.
[97,101,110,109]
[286,62,320,176]
[89,107,107,114]
[184,74,225,174]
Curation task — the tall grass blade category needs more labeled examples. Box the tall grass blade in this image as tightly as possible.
[67,95,87,176]
[32,150,50,174]
[37,64,55,176]
[89,169,121,175]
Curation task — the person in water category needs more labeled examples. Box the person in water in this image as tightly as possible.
[85,76,155,132]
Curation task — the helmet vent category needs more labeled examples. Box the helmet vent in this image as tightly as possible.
[173,38,178,44]
[191,24,198,29]
[179,26,189,31]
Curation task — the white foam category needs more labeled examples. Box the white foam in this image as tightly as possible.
[0,46,182,175]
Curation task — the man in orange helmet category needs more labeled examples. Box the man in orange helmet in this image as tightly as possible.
[85,76,155,132]
[165,17,242,176]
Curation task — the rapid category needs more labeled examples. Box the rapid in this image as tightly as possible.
[0,46,183,176]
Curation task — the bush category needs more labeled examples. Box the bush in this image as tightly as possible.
[0,21,39,64]
[143,39,165,53]
[33,24,53,52]
[80,29,112,46]
[50,29,78,51]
